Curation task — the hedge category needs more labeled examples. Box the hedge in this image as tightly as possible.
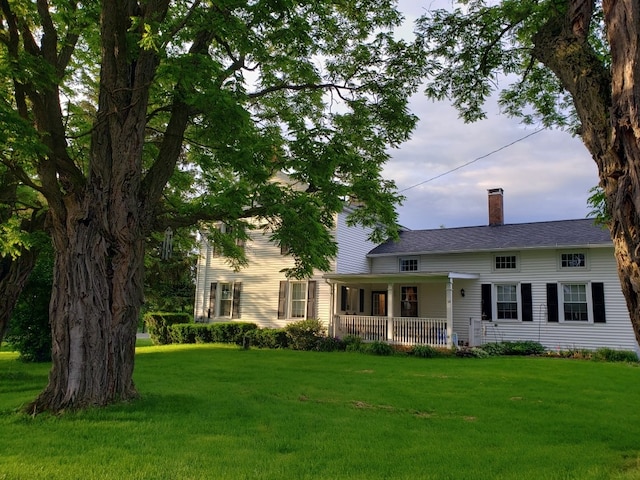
[144,312,192,345]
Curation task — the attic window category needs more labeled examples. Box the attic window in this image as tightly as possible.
[561,252,586,268]
[399,257,418,272]
[494,254,517,270]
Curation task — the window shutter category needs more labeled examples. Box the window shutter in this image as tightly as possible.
[521,283,533,322]
[340,286,347,311]
[232,282,242,319]
[546,283,558,322]
[592,282,606,323]
[208,282,217,318]
[481,284,492,320]
[277,281,287,319]
[359,289,365,313]
[307,281,317,319]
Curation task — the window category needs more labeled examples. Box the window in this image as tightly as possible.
[496,284,518,319]
[400,286,418,317]
[494,255,517,270]
[481,283,533,322]
[562,284,588,321]
[278,281,317,319]
[372,291,387,316]
[341,286,364,313]
[561,252,586,268]
[207,281,242,319]
[399,257,418,272]
[546,282,606,323]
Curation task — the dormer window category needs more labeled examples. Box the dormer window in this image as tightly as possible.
[399,257,418,272]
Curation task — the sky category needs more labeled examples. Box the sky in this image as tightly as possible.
[386,1,600,231]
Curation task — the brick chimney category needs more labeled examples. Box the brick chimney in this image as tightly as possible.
[488,188,504,226]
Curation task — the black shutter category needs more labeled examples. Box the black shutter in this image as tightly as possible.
[521,283,533,322]
[208,282,217,318]
[359,289,365,313]
[481,284,492,320]
[592,282,606,323]
[340,286,347,311]
[277,281,287,319]
[546,283,558,322]
[307,281,317,319]
[232,282,242,319]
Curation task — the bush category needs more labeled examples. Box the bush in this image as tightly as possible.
[455,346,489,358]
[410,344,439,358]
[244,328,289,349]
[480,341,545,357]
[285,319,326,351]
[364,340,394,356]
[169,324,215,344]
[7,246,53,362]
[209,322,257,344]
[342,335,364,352]
[145,312,192,345]
[317,336,346,352]
[594,348,639,363]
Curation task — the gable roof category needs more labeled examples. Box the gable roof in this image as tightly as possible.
[368,219,611,257]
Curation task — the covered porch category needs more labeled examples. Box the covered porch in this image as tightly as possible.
[323,272,479,348]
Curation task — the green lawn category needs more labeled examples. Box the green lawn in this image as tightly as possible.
[1,344,639,480]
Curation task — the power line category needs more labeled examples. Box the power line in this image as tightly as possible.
[398,128,545,193]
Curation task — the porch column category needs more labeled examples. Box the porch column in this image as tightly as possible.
[446,277,453,347]
[387,283,394,342]
[328,281,337,337]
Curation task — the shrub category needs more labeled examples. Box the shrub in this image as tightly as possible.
[7,247,53,362]
[365,340,394,356]
[145,312,192,345]
[594,348,639,363]
[342,335,364,352]
[209,322,257,344]
[455,346,489,358]
[410,344,439,358]
[285,319,326,351]
[169,324,215,344]
[244,328,289,349]
[317,336,346,352]
[480,341,545,357]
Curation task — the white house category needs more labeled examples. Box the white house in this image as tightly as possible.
[193,204,377,329]
[194,188,640,353]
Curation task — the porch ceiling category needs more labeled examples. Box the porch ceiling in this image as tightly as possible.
[323,271,479,284]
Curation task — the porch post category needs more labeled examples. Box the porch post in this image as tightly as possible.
[387,283,394,343]
[328,281,336,337]
[446,277,453,347]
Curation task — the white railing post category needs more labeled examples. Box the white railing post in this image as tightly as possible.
[387,283,394,342]
[446,278,454,347]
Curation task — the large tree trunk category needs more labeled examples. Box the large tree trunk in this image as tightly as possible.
[533,0,640,347]
[602,0,640,346]
[0,248,39,345]
[27,1,161,413]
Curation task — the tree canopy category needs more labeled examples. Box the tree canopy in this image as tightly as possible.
[416,0,640,346]
[0,0,426,412]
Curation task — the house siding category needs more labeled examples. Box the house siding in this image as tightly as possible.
[370,246,638,352]
[194,212,370,329]
[335,210,376,274]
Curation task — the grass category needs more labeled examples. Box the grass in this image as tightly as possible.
[1,344,639,480]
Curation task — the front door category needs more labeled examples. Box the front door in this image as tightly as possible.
[371,291,387,316]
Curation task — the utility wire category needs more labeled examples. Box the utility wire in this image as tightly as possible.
[398,128,545,193]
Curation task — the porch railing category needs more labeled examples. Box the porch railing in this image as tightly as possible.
[335,315,449,347]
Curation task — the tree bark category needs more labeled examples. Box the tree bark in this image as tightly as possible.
[533,0,640,346]
[27,1,166,413]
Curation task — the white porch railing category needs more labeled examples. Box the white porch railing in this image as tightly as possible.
[335,315,449,347]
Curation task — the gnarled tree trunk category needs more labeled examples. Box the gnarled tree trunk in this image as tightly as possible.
[533,0,640,346]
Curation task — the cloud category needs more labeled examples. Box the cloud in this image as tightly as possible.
[388,2,600,230]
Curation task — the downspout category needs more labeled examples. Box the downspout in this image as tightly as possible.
[325,278,336,337]
[446,277,454,347]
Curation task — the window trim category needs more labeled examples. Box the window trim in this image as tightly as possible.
[399,257,419,272]
[558,250,588,270]
[208,281,241,319]
[277,280,317,320]
[492,253,520,272]
[495,283,520,320]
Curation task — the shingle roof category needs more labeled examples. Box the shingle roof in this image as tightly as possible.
[368,219,611,256]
